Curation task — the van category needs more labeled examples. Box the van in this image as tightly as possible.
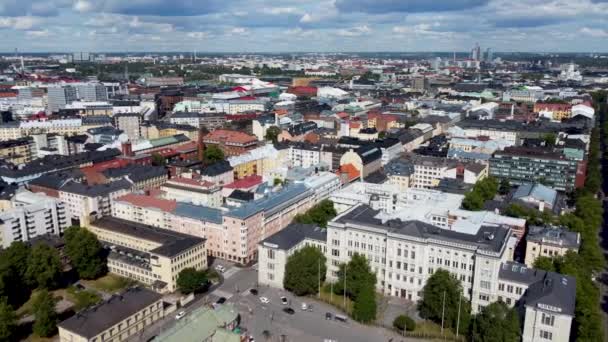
[334,314,348,323]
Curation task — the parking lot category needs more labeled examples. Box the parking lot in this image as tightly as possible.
[207,268,416,342]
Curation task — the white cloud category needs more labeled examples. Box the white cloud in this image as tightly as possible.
[337,25,371,37]
[26,29,50,38]
[262,7,301,15]
[227,27,249,35]
[187,31,211,39]
[579,27,608,38]
[73,0,94,12]
[0,16,40,30]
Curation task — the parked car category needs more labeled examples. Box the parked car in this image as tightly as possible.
[283,307,295,315]
[175,311,186,320]
[280,296,288,305]
[301,303,308,311]
[249,288,258,295]
[215,265,226,273]
[325,312,333,320]
[334,314,348,323]
[259,296,270,304]
[216,297,226,305]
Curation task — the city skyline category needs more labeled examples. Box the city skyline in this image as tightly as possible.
[1,0,608,53]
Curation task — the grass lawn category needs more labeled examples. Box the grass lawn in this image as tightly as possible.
[402,320,465,341]
[65,286,101,311]
[82,274,135,293]
[317,284,354,315]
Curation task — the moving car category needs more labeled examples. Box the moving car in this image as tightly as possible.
[283,307,295,315]
[259,296,270,304]
[215,265,226,273]
[175,311,186,320]
[325,312,333,320]
[216,297,226,305]
[280,296,288,305]
[334,314,348,323]
[301,303,308,310]
[249,288,258,295]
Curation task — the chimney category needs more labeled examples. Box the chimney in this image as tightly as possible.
[121,141,133,157]
[197,127,206,162]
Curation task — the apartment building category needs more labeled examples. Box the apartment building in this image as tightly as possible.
[58,287,164,342]
[169,112,226,130]
[401,154,488,189]
[113,113,143,142]
[258,223,327,288]
[524,225,580,267]
[113,183,315,265]
[202,130,258,157]
[88,216,207,293]
[0,137,33,165]
[384,158,415,191]
[0,117,112,140]
[228,144,286,179]
[101,165,168,191]
[59,179,131,224]
[0,191,69,247]
[161,177,222,208]
[534,103,572,122]
[498,262,575,342]
[490,147,586,192]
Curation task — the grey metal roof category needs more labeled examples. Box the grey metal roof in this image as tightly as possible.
[60,179,132,197]
[227,183,313,219]
[526,225,580,249]
[335,204,510,254]
[512,183,557,206]
[498,262,576,316]
[58,287,162,338]
[260,223,327,250]
[92,216,205,257]
[174,203,223,224]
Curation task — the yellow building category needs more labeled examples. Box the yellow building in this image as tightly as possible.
[88,216,207,293]
[58,287,164,342]
[0,138,32,165]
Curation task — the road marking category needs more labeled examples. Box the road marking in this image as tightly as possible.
[211,289,233,299]
[222,267,239,279]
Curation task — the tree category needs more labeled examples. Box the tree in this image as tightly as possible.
[151,153,166,166]
[26,244,61,289]
[273,178,283,186]
[352,285,376,323]
[543,133,557,147]
[265,126,281,143]
[64,226,106,279]
[461,191,484,211]
[0,298,17,341]
[418,270,471,332]
[498,179,511,195]
[32,290,57,337]
[202,145,225,165]
[0,242,32,307]
[533,256,556,272]
[176,268,208,294]
[462,177,499,211]
[336,253,376,301]
[393,315,416,332]
[294,200,337,228]
[470,301,521,342]
[283,246,326,296]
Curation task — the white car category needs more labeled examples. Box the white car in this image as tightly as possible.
[259,296,270,304]
[175,311,186,320]
[215,265,226,273]
[280,296,288,305]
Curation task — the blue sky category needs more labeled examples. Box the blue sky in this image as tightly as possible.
[1,0,607,52]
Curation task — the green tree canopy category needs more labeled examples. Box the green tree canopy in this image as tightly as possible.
[0,298,17,341]
[532,256,556,272]
[462,177,499,211]
[352,285,376,323]
[283,245,327,296]
[26,244,61,289]
[335,253,376,301]
[176,268,208,294]
[151,153,166,166]
[202,145,225,165]
[0,242,32,307]
[498,179,511,195]
[418,269,471,332]
[470,301,521,342]
[64,226,107,279]
[294,200,337,228]
[393,314,416,332]
[265,126,281,143]
[32,290,58,337]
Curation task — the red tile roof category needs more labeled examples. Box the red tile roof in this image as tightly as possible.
[224,175,263,189]
[204,129,257,145]
[115,193,177,212]
[338,163,360,182]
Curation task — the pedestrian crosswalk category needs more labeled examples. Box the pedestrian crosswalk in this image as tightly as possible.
[222,267,239,279]
[211,289,233,299]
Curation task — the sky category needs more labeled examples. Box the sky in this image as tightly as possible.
[1,0,608,53]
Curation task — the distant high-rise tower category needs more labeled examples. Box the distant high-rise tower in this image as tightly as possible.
[485,48,493,62]
[471,43,481,61]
